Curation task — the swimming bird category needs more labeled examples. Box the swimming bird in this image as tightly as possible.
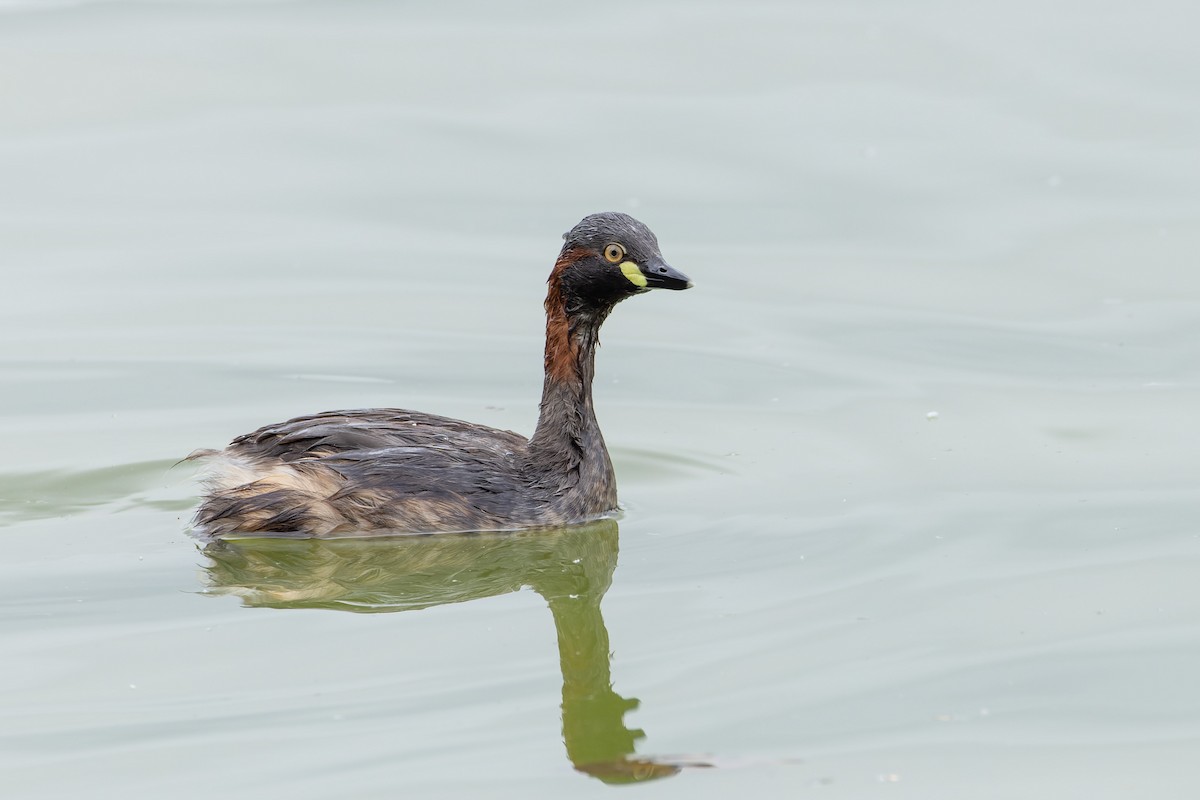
[192,212,691,537]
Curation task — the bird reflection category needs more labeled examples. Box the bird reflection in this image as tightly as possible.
[200,520,696,784]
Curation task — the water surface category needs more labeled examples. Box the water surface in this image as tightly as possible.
[2,1,1199,798]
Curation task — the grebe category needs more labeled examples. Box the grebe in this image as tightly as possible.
[192,212,691,536]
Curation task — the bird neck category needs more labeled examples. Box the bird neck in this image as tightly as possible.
[529,271,613,476]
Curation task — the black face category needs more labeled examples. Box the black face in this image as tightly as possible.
[557,212,692,314]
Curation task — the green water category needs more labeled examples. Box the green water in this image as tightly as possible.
[3,1,1200,797]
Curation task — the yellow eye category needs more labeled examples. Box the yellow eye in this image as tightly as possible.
[603,243,626,263]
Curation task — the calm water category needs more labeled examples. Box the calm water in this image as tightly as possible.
[3,1,1199,797]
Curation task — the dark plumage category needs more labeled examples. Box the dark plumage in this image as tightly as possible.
[192,212,691,537]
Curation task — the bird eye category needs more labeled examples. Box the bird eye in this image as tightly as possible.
[603,243,626,263]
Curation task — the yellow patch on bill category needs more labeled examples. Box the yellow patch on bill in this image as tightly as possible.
[620,261,648,287]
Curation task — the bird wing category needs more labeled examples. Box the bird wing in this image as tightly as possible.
[226,408,528,463]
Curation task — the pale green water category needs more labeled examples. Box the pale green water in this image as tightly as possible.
[3,1,1200,797]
